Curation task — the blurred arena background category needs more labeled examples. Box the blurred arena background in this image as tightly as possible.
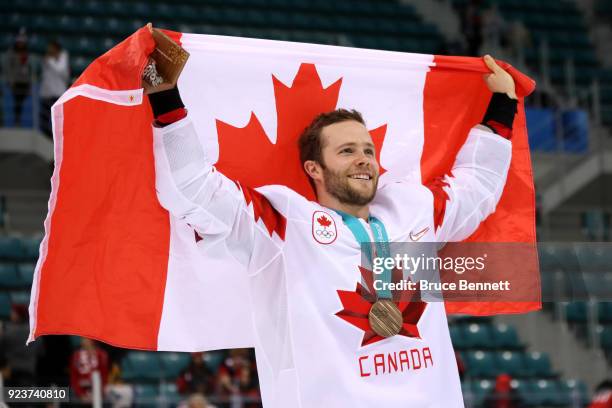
[1,0,612,407]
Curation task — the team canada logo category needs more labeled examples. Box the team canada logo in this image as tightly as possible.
[312,210,337,244]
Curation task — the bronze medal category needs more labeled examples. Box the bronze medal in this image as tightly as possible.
[142,23,190,94]
[368,299,403,338]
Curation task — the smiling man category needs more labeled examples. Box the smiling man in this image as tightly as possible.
[148,54,518,407]
[299,110,380,218]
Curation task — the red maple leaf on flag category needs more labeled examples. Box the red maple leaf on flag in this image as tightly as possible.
[215,63,387,202]
[317,215,332,228]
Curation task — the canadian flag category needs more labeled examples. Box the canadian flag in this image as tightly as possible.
[28,27,538,351]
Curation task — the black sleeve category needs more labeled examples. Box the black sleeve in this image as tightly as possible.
[147,87,185,118]
[481,92,518,130]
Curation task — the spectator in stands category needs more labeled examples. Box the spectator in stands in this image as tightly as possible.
[177,352,216,396]
[483,374,525,408]
[0,351,8,385]
[177,393,217,408]
[481,4,507,57]
[535,193,542,227]
[508,21,531,68]
[455,351,466,380]
[0,195,5,229]
[36,335,72,386]
[39,39,69,138]
[69,337,109,403]
[217,349,260,407]
[104,362,134,408]
[589,379,612,408]
[0,304,41,386]
[458,0,484,56]
[581,210,610,241]
[3,28,33,126]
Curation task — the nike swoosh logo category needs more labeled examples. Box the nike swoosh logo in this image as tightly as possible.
[409,227,430,241]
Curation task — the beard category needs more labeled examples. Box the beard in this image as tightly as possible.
[322,165,378,206]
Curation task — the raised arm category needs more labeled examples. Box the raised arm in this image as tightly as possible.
[430,55,518,242]
[149,87,284,269]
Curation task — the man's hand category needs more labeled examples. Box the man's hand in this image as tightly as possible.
[483,55,517,100]
[143,23,189,94]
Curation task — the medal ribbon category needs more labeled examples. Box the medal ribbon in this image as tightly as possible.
[334,210,392,299]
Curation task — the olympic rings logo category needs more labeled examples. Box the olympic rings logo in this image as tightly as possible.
[316,229,336,239]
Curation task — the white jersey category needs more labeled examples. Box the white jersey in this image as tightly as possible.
[153,116,511,408]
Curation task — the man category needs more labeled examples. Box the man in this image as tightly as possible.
[69,338,109,403]
[40,39,69,138]
[217,349,260,406]
[483,374,526,408]
[3,29,32,126]
[589,380,612,408]
[176,352,216,396]
[104,363,134,408]
[149,55,517,407]
[0,304,41,386]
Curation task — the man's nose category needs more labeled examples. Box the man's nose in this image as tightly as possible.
[354,152,372,167]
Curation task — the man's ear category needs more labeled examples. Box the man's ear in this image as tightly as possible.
[304,160,322,182]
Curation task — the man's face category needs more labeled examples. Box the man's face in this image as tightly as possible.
[47,43,60,57]
[318,120,380,206]
[81,338,95,350]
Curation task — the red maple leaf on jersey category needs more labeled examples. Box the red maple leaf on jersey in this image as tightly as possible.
[317,215,332,228]
[215,63,387,202]
[336,266,427,347]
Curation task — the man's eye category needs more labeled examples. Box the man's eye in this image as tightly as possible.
[341,148,353,153]
[365,149,374,156]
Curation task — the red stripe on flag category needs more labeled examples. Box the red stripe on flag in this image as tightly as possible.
[33,27,184,349]
[422,55,540,315]
[73,27,183,90]
[34,98,170,350]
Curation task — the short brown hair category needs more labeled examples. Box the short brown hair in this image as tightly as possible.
[298,109,365,167]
